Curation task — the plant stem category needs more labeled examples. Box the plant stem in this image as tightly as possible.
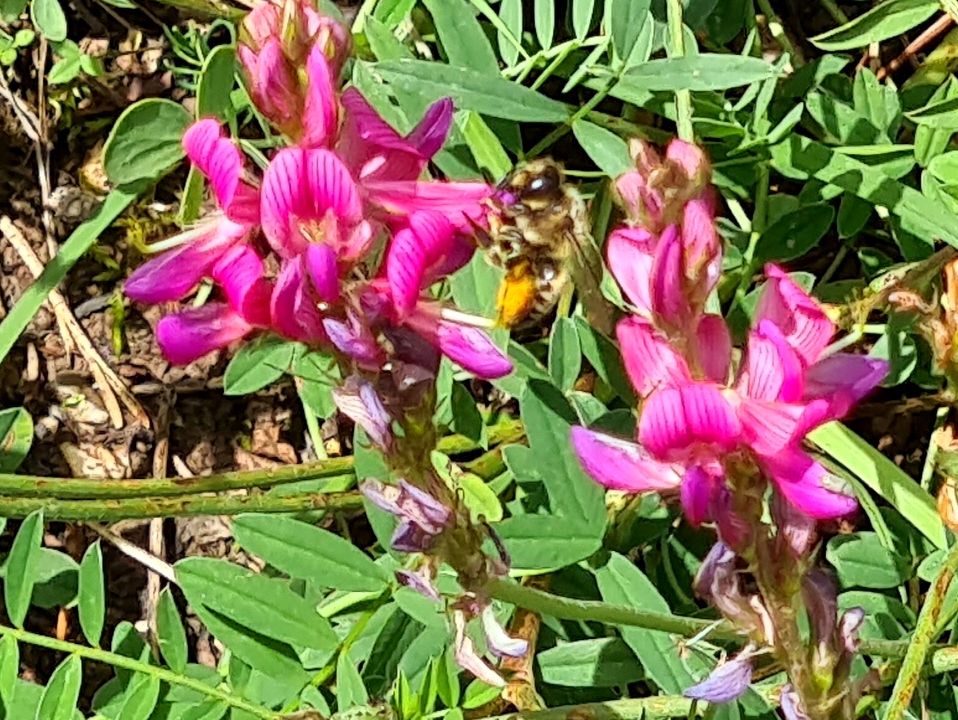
[477,696,696,720]
[754,0,805,66]
[0,418,523,500]
[0,490,364,521]
[0,624,279,719]
[665,0,693,142]
[885,541,958,720]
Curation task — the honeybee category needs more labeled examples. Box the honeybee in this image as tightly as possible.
[478,159,615,335]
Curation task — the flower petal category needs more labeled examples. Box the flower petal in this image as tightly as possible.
[332,376,393,451]
[570,426,682,493]
[125,224,235,304]
[756,265,834,365]
[638,384,741,458]
[183,120,259,224]
[387,212,456,318]
[395,569,440,602]
[481,606,529,659]
[453,612,505,688]
[839,607,865,654]
[681,465,714,526]
[684,652,753,704]
[779,685,810,720]
[300,44,339,148]
[407,97,454,159]
[804,353,888,417]
[739,319,805,402]
[323,316,383,367]
[616,316,690,397]
[305,243,340,303]
[649,225,687,327]
[261,147,361,257]
[155,303,252,365]
[762,450,858,519]
[695,314,732,384]
[211,244,272,326]
[364,180,492,229]
[270,258,326,342]
[681,196,720,293]
[606,227,655,312]
[435,322,512,379]
[738,397,831,458]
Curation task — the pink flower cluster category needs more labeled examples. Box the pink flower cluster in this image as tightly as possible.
[125,0,512,380]
[572,139,888,543]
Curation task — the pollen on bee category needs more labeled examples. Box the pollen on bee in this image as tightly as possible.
[496,260,538,329]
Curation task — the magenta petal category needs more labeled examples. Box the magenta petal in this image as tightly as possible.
[607,227,655,312]
[805,354,888,417]
[125,224,236,303]
[650,225,687,327]
[249,40,300,127]
[665,139,708,182]
[738,397,831,458]
[763,450,858,519]
[682,197,720,291]
[365,180,493,229]
[155,303,252,364]
[684,652,752,704]
[616,316,690,397]
[695,314,732,383]
[182,120,258,224]
[300,44,338,148]
[740,320,805,402]
[270,259,326,343]
[387,212,456,319]
[756,265,834,365]
[680,466,714,526]
[570,426,682,492]
[211,244,271,326]
[638,384,741,458]
[339,88,427,182]
[305,243,340,303]
[435,322,512,379]
[407,97,454,159]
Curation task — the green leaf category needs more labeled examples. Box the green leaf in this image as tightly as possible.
[495,515,603,570]
[175,557,338,650]
[496,0,522,66]
[575,318,635,403]
[609,0,650,61]
[572,0,596,39]
[826,532,911,589]
[572,120,632,177]
[769,135,958,248]
[223,336,299,396]
[5,511,44,628]
[78,541,105,646]
[548,318,581,392]
[30,0,66,41]
[811,0,938,51]
[450,253,502,317]
[115,674,160,720]
[0,407,32,472]
[755,203,835,262]
[617,54,778,92]
[372,59,569,122]
[103,99,191,186]
[0,635,18,706]
[595,553,705,693]
[460,112,512,181]
[337,650,369,712]
[537,638,643,686]
[35,655,81,720]
[156,587,188,672]
[1,0,29,18]
[533,0,554,49]
[810,422,946,549]
[520,380,605,526]
[233,514,389,592]
[424,0,498,73]
[196,45,236,120]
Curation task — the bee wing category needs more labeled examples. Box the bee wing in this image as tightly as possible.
[567,228,616,336]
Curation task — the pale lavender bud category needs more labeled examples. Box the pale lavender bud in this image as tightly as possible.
[453,611,505,687]
[779,684,810,720]
[399,480,451,531]
[361,478,403,515]
[773,496,818,557]
[395,569,440,602]
[481,606,528,659]
[324,316,384,368]
[694,542,736,599]
[839,607,865,654]
[360,479,452,553]
[392,520,439,553]
[333,377,392,450]
[684,650,753,703]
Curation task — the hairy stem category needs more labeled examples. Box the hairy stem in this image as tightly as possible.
[665,0,693,141]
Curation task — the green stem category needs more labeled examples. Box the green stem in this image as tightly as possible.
[527,79,617,158]
[0,490,364,521]
[885,541,958,720]
[819,0,849,24]
[666,0,693,142]
[0,624,278,719]
[754,0,804,66]
[0,419,523,500]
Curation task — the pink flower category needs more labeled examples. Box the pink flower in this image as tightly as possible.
[125,120,269,363]
[238,0,349,146]
[376,210,512,379]
[571,266,888,532]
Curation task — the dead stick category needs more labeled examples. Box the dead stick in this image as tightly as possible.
[878,14,955,81]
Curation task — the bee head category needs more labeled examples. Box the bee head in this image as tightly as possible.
[496,159,565,211]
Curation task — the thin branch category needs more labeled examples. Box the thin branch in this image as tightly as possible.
[88,523,176,582]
